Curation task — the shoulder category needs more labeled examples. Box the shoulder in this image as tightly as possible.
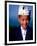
[27,26,33,37]
[27,26,33,40]
[27,26,33,32]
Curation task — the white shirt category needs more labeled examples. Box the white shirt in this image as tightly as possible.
[21,26,27,41]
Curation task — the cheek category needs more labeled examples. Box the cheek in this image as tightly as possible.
[19,20,23,25]
[27,20,29,24]
[20,21,23,24]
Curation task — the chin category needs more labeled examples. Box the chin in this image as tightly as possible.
[23,27,27,29]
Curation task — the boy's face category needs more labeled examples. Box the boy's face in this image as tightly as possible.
[18,15,30,29]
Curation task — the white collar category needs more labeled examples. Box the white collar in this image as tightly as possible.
[21,26,27,40]
[21,26,27,35]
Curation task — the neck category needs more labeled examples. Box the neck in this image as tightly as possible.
[21,26,27,31]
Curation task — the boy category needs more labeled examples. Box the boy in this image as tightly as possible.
[9,6,33,41]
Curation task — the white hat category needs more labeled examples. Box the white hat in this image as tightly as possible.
[18,6,29,16]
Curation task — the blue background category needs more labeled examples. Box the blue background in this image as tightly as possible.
[9,5,33,28]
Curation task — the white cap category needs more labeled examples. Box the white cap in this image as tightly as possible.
[18,6,29,16]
